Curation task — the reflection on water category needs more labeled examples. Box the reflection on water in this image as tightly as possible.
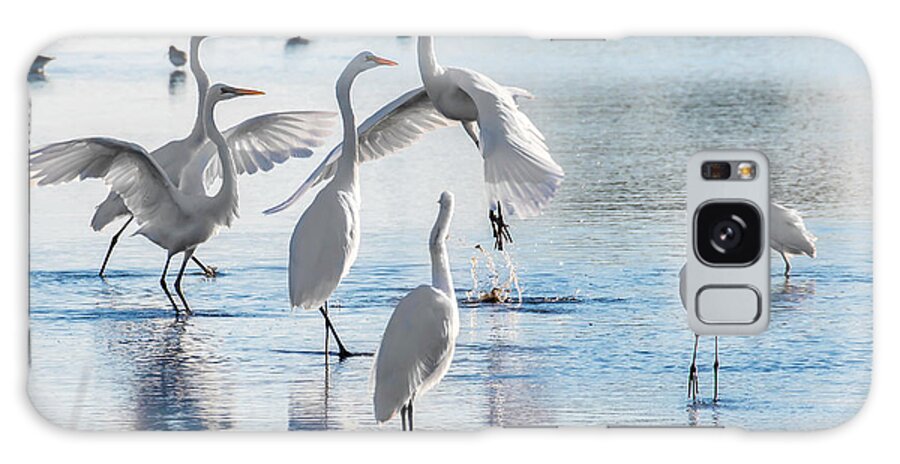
[168,70,186,95]
[29,37,871,431]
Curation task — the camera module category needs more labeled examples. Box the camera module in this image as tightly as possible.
[695,201,762,265]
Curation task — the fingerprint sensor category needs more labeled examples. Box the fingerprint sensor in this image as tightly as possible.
[696,286,761,324]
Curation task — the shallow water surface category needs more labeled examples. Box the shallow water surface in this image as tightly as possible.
[29,37,871,430]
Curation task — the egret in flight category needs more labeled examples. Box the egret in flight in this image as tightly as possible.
[287,51,398,359]
[265,36,564,251]
[34,36,334,278]
[31,83,267,316]
[770,202,817,276]
[168,45,187,67]
[373,191,460,431]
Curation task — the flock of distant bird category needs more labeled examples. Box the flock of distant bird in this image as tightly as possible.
[29,36,818,427]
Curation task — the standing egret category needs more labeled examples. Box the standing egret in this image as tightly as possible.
[35,36,334,277]
[286,51,398,359]
[169,45,187,67]
[373,191,459,431]
[679,265,717,402]
[770,202,817,276]
[265,36,564,251]
[30,83,265,316]
[682,202,817,400]
[28,55,54,81]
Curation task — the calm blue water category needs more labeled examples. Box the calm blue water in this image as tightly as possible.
[28,37,872,431]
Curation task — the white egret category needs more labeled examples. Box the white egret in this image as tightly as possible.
[770,202,817,276]
[287,51,398,358]
[28,55,54,80]
[30,83,266,316]
[169,45,187,67]
[373,191,459,431]
[265,36,564,251]
[40,36,334,277]
[682,202,817,401]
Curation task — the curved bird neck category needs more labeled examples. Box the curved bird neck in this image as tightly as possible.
[333,68,360,188]
[187,38,210,144]
[203,96,238,218]
[418,36,444,85]
[429,206,455,302]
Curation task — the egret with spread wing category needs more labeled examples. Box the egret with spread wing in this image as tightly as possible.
[373,191,459,431]
[38,36,334,277]
[265,36,564,251]
[31,84,266,316]
[287,51,398,359]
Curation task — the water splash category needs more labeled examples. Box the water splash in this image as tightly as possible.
[467,244,523,305]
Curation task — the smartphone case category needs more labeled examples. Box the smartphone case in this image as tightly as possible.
[27,36,872,431]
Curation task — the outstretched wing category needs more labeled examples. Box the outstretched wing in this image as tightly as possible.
[372,285,457,423]
[183,111,336,194]
[450,68,565,218]
[264,88,454,214]
[30,137,186,226]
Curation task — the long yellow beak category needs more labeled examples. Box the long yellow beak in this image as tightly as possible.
[233,87,266,96]
[372,56,398,66]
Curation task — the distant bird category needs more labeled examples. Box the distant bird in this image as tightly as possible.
[32,36,334,278]
[285,36,311,47]
[286,51,398,358]
[373,191,459,431]
[265,36,564,252]
[28,55,54,80]
[770,202,817,276]
[169,45,187,67]
[30,83,266,316]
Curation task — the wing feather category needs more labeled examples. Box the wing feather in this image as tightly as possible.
[264,88,454,214]
[450,68,565,218]
[184,111,335,194]
[30,138,186,227]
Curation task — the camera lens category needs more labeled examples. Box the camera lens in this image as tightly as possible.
[710,218,743,251]
[695,202,762,265]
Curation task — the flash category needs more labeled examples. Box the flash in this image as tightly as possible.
[737,162,756,180]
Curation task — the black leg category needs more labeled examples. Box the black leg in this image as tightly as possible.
[191,256,217,278]
[319,305,352,359]
[322,302,330,363]
[688,334,700,401]
[159,255,179,316]
[407,400,414,431]
[99,215,134,277]
[489,202,513,251]
[713,336,720,402]
[781,251,792,277]
[401,405,407,431]
[174,250,194,316]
